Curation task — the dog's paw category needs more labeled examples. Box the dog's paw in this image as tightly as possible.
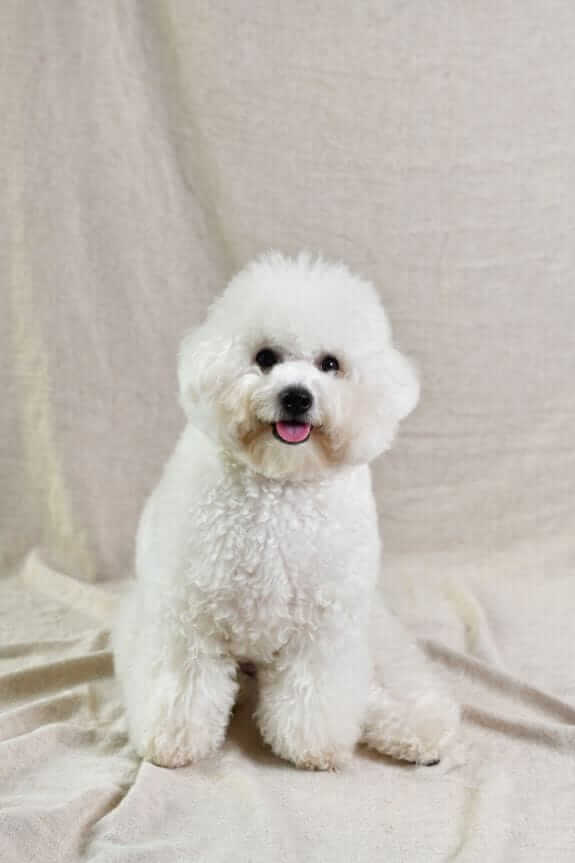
[361,686,460,765]
[139,723,221,768]
[257,696,356,771]
[129,679,230,768]
[294,747,352,772]
[266,737,353,772]
[136,707,224,768]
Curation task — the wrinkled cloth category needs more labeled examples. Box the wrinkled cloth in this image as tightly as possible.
[1,2,574,861]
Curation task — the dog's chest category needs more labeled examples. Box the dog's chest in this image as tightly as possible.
[186,472,345,660]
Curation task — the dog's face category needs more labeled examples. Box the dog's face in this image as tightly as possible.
[179,253,419,479]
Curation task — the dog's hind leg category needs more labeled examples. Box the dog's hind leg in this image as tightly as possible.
[361,594,460,764]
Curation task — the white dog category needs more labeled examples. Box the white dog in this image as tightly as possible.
[114,252,459,771]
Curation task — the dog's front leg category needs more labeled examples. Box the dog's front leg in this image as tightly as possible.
[113,586,238,767]
[256,613,370,770]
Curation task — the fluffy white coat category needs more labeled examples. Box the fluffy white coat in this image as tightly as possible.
[114,253,459,770]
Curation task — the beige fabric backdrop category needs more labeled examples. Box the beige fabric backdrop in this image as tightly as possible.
[1,2,574,861]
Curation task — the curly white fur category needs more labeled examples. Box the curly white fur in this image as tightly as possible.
[114,252,459,770]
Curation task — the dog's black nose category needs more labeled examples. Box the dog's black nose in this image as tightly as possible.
[279,386,313,415]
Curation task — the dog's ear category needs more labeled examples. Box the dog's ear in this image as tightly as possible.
[350,343,419,464]
[178,324,229,417]
[380,345,420,424]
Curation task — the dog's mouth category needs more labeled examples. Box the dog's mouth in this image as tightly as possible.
[272,421,312,445]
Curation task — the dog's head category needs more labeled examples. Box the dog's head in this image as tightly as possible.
[179,253,419,479]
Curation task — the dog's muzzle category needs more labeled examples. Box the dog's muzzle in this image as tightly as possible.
[273,386,313,444]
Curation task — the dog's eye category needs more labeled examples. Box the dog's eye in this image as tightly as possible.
[319,354,340,373]
[255,347,281,370]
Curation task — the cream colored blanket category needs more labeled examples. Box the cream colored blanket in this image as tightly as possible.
[2,2,574,860]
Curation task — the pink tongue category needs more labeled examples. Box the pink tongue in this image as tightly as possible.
[275,421,311,443]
